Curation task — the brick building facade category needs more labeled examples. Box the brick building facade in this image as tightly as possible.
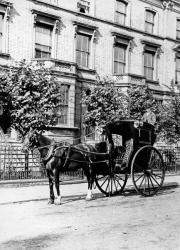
[0,0,180,143]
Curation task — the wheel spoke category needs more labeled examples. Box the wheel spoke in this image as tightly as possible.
[95,173,128,196]
[114,174,125,182]
[114,176,123,188]
[99,175,109,188]
[112,176,118,192]
[131,146,165,196]
[152,172,163,179]
[105,177,111,193]
[148,175,156,190]
[143,176,147,193]
[96,175,108,181]
[137,174,145,189]
[150,174,161,187]
[134,173,144,183]
[147,176,151,195]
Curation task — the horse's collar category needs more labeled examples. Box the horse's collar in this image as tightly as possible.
[41,140,56,163]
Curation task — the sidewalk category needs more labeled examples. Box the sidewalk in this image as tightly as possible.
[0,174,179,205]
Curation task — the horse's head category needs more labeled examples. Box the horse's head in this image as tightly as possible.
[22,128,39,152]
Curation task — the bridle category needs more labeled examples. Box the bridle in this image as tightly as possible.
[23,130,56,163]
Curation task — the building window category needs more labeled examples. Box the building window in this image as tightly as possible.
[115,0,127,25]
[114,44,126,74]
[77,0,90,14]
[0,13,4,51]
[144,51,154,80]
[145,10,155,33]
[33,14,59,59]
[56,85,69,124]
[176,19,180,40]
[85,125,95,139]
[176,54,180,84]
[35,23,52,58]
[76,33,90,67]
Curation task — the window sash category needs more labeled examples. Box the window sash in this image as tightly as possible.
[144,52,154,80]
[116,1,126,25]
[177,20,180,39]
[145,22,154,33]
[56,85,69,124]
[35,24,52,47]
[117,1,126,13]
[57,106,68,124]
[116,12,126,25]
[0,13,4,51]
[0,13,4,33]
[145,11,154,33]
[146,11,154,23]
[35,23,53,58]
[114,45,126,74]
[76,34,90,67]
[85,125,95,139]
[35,44,51,58]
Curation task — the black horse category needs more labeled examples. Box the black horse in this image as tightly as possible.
[22,129,108,205]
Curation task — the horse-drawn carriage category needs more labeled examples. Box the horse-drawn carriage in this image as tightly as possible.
[23,119,165,204]
[93,119,165,197]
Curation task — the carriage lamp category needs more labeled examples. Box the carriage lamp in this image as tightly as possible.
[139,121,143,127]
[134,120,139,128]
[134,120,143,128]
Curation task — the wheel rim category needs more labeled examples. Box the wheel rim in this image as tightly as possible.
[95,173,128,196]
[131,146,165,196]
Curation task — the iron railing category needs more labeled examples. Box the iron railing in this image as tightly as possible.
[0,139,180,181]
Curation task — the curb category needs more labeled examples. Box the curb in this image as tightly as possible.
[0,178,87,187]
[0,173,180,187]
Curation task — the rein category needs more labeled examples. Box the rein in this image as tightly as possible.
[28,129,107,165]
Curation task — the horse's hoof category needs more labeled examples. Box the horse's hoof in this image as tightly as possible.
[85,196,93,201]
[48,199,54,204]
[54,196,62,205]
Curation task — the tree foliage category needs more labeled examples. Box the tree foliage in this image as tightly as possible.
[127,84,157,119]
[82,78,160,134]
[0,74,12,133]
[82,76,129,128]
[0,60,61,137]
[158,85,180,143]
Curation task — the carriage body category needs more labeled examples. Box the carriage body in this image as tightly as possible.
[104,119,156,173]
[94,119,165,197]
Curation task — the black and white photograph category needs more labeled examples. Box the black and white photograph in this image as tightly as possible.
[0,0,180,249]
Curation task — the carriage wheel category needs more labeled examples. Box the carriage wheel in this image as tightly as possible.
[95,172,128,196]
[131,146,165,197]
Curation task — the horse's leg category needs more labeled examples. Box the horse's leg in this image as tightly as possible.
[85,164,94,201]
[47,169,55,204]
[54,168,62,205]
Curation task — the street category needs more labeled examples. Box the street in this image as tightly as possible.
[0,178,180,250]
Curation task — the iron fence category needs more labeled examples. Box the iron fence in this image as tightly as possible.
[0,139,180,181]
[0,139,84,181]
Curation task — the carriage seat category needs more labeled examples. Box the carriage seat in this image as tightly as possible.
[112,146,126,161]
[95,141,108,153]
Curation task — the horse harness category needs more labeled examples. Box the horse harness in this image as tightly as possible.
[37,141,94,168]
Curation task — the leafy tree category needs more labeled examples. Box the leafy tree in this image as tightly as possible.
[127,84,157,119]
[0,75,12,133]
[82,76,129,128]
[158,85,180,143]
[82,76,160,128]
[0,60,61,137]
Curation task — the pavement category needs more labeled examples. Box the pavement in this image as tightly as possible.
[0,173,180,205]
